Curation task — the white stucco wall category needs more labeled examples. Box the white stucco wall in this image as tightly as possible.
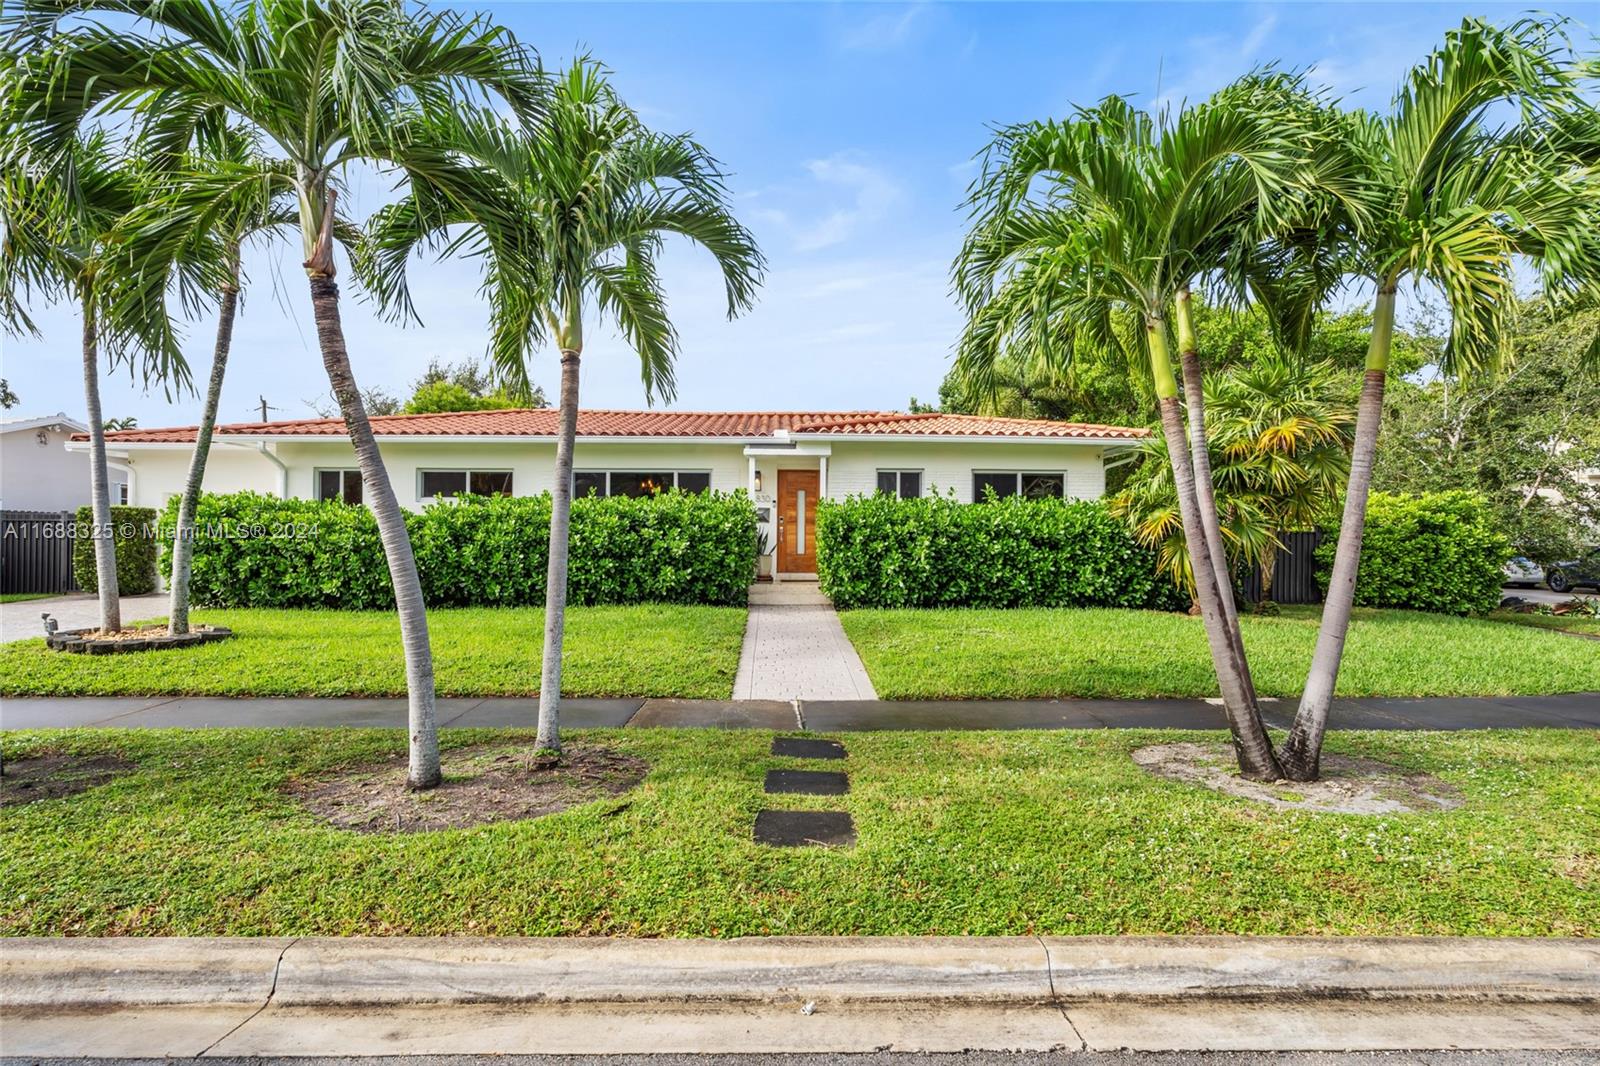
[1,423,127,512]
[109,435,1118,515]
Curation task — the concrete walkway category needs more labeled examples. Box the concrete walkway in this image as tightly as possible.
[0,592,168,643]
[4,692,1596,731]
[733,582,877,701]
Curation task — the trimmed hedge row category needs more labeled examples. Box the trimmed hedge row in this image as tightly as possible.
[816,494,1187,610]
[1317,490,1511,616]
[159,490,757,609]
[72,505,159,596]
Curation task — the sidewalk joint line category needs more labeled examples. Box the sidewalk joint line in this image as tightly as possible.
[195,935,299,1058]
[92,695,182,726]
[1036,934,1086,1051]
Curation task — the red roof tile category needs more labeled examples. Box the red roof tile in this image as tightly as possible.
[83,408,1148,444]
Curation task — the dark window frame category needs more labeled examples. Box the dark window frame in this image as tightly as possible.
[417,468,515,500]
[315,468,363,505]
[875,469,923,500]
[570,470,714,497]
[972,471,1066,502]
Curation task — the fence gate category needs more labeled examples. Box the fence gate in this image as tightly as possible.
[1239,530,1324,605]
[1,510,79,596]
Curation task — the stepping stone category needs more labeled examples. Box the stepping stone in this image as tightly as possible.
[764,769,850,796]
[753,809,856,848]
[771,737,846,760]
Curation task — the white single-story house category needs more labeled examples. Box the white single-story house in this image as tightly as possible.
[72,408,1148,577]
[2,412,128,512]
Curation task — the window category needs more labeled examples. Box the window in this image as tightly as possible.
[317,469,363,505]
[875,470,922,499]
[116,483,130,505]
[973,472,1065,501]
[418,469,513,500]
[571,471,712,497]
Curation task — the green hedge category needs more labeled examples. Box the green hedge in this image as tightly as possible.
[816,494,1187,610]
[1316,490,1511,615]
[72,505,159,595]
[159,490,756,609]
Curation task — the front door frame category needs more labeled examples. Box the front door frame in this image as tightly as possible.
[775,467,822,579]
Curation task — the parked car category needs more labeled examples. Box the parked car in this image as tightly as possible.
[1546,547,1600,593]
[1503,556,1545,588]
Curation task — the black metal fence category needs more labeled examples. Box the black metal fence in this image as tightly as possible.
[1,510,80,596]
[1239,530,1324,605]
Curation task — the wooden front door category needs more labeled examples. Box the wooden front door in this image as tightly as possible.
[776,470,821,575]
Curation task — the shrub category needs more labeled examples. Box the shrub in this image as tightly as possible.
[72,505,159,595]
[1316,490,1511,615]
[160,490,756,609]
[816,493,1186,610]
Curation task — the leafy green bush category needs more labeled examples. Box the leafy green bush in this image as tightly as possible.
[160,490,755,609]
[72,506,159,595]
[1316,490,1511,615]
[817,494,1186,610]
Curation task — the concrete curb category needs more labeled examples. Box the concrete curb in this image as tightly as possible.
[6,935,1598,1008]
[4,936,1599,1056]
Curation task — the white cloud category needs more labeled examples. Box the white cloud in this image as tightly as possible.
[752,153,905,253]
[1154,7,1280,111]
[836,4,928,52]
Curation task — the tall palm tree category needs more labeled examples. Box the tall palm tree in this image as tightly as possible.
[955,83,1329,780]
[0,131,196,632]
[126,121,294,635]
[1279,17,1600,780]
[362,60,763,753]
[6,0,546,789]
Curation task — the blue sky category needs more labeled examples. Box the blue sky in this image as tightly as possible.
[3,1,1587,428]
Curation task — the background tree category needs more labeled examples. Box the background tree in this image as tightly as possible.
[1375,299,1600,562]
[0,132,194,632]
[9,0,547,789]
[363,61,762,753]
[1279,17,1600,781]
[402,356,542,414]
[0,379,17,407]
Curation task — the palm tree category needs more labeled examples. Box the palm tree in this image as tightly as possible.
[7,0,546,789]
[121,121,293,635]
[0,131,196,632]
[1114,355,1353,607]
[362,60,763,753]
[1279,17,1600,780]
[955,83,1330,780]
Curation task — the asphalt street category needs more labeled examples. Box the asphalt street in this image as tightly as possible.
[6,1053,1597,1065]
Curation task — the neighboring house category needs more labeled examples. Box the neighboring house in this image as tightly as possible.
[71,408,1147,578]
[1,413,128,512]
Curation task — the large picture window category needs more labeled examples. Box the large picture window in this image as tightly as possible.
[418,469,514,499]
[973,471,1065,501]
[875,470,923,499]
[573,471,712,497]
[317,469,363,505]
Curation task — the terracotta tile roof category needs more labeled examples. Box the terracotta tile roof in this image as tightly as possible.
[83,408,1149,444]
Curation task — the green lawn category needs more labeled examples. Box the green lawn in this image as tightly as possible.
[1,727,1595,937]
[840,605,1600,700]
[0,606,747,699]
[0,592,53,604]
[1490,609,1600,638]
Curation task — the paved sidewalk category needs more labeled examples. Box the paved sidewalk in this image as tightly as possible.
[3,692,1595,731]
[4,936,1596,1056]
[733,582,877,701]
[0,592,169,643]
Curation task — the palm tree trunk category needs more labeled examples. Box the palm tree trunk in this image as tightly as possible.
[536,347,581,754]
[308,274,440,790]
[1280,285,1395,781]
[1149,319,1280,780]
[1259,542,1278,608]
[167,269,238,635]
[80,289,120,632]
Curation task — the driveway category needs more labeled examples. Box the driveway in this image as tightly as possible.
[1501,585,1599,606]
[1,592,168,643]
